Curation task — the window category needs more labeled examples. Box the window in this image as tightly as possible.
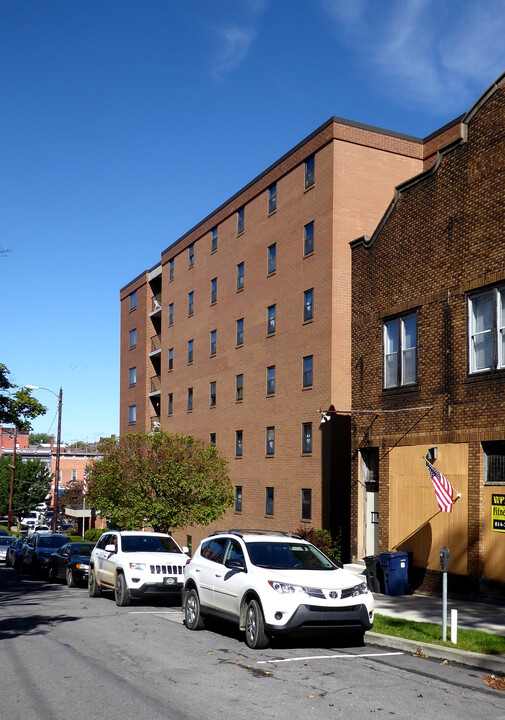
[210,432,216,445]
[168,347,173,371]
[187,339,193,364]
[237,262,244,291]
[236,318,244,346]
[303,288,314,322]
[302,422,312,454]
[304,221,314,256]
[71,469,77,482]
[266,365,275,395]
[267,305,276,335]
[211,226,218,253]
[361,448,379,489]
[187,387,193,412]
[188,291,194,317]
[303,355,313,388]
[305,154,315,189]
[128,405,136,424]
[169,258,174,281]
[266,427,275,456]
[483,442,505,483]
[267,243,276,274]
[237,206,244,234]
[210,381,216,407]
[383,313,418,388]
[168,393,173,416]
[169,302,174,326]
[301,489,312,521]
[188,243,194,268]
[268,183,277,213]
[211,277,218,304]
[129,329,137,348]
[265,487,274,516]
[201,537,226,563]
[210,329,217,356]
[235,485,242,512]
[468,287,505,373]
[236,430,243,457]
[129,290,137,311]
[236,373,243,401]
[129,367,136,386]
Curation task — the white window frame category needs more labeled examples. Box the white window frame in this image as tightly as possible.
[468,287,505,374]
[383,312,418,389]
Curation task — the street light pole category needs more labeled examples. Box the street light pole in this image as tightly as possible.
[26,384,63,533]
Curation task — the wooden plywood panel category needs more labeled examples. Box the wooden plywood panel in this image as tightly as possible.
[389,444,468,575]
[483,486,505,581]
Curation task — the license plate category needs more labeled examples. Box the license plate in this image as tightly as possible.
[163,576,177,586]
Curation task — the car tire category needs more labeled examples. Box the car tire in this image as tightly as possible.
[245,599,269,649]
[115,573,130,606]
[48,565,57,583]
[66,568,76,588]
[88,568,101,597]
[184,588,205,630]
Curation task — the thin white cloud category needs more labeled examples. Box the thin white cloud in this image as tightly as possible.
[319,0,505,113]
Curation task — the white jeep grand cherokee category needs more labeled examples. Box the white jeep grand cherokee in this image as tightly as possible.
[182,530,374,649]
[89,530,189,606]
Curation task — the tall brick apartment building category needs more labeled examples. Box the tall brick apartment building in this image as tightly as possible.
[120,116,454,557]
[351,73,505,594]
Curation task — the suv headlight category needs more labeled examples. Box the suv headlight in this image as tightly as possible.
[268,580,323,597]
[352,582,368,597]
[129,562,147,571]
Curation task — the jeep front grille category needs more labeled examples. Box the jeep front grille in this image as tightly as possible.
[149,564,184,575]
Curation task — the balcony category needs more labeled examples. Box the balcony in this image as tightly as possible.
[150,293,162,318]
[149,375,161,397]
[149,334,162,358]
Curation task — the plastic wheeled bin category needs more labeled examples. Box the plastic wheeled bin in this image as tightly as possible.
[364,555,384,593]
[379,551,409,596]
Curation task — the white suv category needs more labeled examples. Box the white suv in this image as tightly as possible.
[182,531,374,649]
[89,530,189,606]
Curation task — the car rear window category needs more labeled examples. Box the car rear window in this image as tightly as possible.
[38,536,68,549]
[246,542,335,570]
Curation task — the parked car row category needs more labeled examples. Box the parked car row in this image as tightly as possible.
[4,528,375,650]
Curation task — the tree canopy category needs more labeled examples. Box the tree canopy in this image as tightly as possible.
[29,433,54,445]
[0,363,47,431]
[0,455,51,517]
[86,432,234,532]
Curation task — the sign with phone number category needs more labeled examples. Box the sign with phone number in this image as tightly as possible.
[492,494,505,532]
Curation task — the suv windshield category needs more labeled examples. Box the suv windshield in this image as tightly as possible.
[121,535,181,554]
[245,541,335,570]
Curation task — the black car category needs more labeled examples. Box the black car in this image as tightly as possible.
[48,542,95,587]
[20,532,69,578]
[6,537,27,569]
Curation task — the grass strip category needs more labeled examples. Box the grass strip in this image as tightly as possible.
[373,613,505,655]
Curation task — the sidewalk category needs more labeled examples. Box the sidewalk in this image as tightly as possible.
[368,591,505,674]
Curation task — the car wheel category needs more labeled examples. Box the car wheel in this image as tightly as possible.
[352,629,366,647]
[66,568,76,588]
[245,599,269,649]
[48,565,57,583]
[115,573,130,607]
[88,568,101,597]
[184,588,205,630]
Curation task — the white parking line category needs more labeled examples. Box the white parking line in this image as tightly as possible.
[257,651,404,665]
[128,611,182,614]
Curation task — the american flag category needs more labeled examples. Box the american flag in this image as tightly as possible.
[82,470,88,497]
[425,459,454,513]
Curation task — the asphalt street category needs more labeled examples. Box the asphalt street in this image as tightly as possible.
[1,566,504,720]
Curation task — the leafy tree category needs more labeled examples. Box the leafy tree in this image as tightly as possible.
[29,432,54,445]
[0,363,47,431]
[0,455,51,517]
[87,432,234,532]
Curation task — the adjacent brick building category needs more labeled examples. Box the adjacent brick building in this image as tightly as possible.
[120,116,458,556]
[350,73,505,595]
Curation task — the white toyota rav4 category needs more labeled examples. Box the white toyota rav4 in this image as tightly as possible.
[182,530,374,649]
[89,530,189,606]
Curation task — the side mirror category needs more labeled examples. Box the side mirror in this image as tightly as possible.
[225,558,245,571]
[105,544,116,554]
[181,546,189,554]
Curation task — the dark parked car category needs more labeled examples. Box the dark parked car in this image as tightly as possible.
[6,537,27,569]
[48,542,95,587]
[0,536,16,563]
[0,529,9,536]
[20,532,69,577]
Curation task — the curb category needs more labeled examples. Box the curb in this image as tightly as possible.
[366,631,505,675]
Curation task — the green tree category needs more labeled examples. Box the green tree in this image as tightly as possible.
[29,433,54,445]
[0,363,47,431]
[0,455,51,516]
[87,432,234,532]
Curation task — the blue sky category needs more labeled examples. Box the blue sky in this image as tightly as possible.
[2,0,505,443]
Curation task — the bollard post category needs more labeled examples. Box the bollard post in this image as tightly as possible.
[451,608,458,644]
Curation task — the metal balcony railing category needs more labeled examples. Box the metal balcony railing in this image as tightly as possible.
[150,375,161,393]
[151,334,161,353]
